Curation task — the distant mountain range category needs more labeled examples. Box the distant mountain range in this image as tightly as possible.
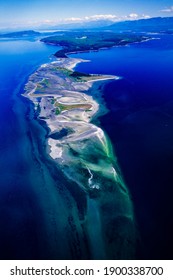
[106,17,173,33]
[38,17,173,33]
[38,19,114,30]
[0,17,173,37]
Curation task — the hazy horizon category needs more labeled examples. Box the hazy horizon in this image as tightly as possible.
[0,0,173,31]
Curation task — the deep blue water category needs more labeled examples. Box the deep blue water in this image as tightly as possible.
[0,39,58,139]
[70,34,173,259]
[0,39,59,179]
[0,39,63,259]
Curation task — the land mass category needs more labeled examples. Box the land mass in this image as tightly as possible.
[41,31,150,58]
[0,30,41,38]
[35,16,173,32]
[106,16,173,33]
[23,57,120,187]
[22,29,150,259]
[23,55,136,259]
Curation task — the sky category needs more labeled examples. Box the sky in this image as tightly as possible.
[0,0,173,30]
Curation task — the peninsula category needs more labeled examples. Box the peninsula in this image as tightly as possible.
[23,32,141,258]
[24,57,121,191]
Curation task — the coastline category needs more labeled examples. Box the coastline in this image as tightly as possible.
[23,57,119,167]
[41,33,151,59]
[23,56,137,259]
[24,58,122,187]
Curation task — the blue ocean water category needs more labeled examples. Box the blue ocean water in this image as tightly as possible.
[0,38,58,186]
[70,34,173,259]
[0,39,64,259]
[0,38,58,140]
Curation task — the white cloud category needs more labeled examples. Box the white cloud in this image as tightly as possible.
[65,17,82,22]
[129,13,138,19]
[161,6,173,13]
[62,14,150,23]
[141,14,151,19]
[122,13,150,21]
[84,14,118,21]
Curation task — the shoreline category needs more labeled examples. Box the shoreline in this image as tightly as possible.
[42,35,152,59]
[23,57,127,192]
[23,55,136,259]
[23,57,119,168]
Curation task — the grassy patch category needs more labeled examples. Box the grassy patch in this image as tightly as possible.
[54,101,92,112]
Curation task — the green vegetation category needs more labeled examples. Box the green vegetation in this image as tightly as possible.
[55,108,60,115]
[42,78,50,86]
[52,66,92,81]
[41,31,149,58]
[35,78,50,93]
[54,101,92,113]
[52,66,104,82]
[70,71,90,81]
[51,98,55,104]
